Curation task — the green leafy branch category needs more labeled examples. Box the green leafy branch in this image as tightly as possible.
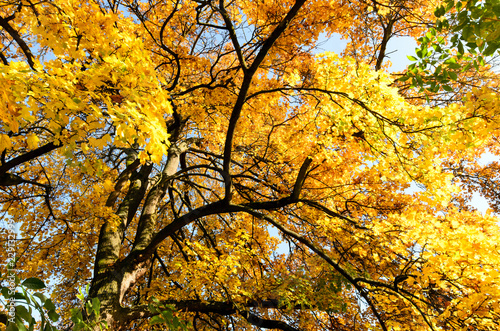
[401,0,500,92]
[148,297,190,330]
[0,274,59,331]
[70,285,108,331]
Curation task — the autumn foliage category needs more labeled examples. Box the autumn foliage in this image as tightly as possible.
[1,0,500,330]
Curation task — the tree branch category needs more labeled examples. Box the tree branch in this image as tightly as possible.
[0,142,59,176]
[132,155,313,262]
[131,199,231,262]
[123,298,308,324]
[231,204,389,331]
[0,51,8,65]
[105,159,141,207]
[218,0,248,70]
[375,15,396,71]
[242,311,301,331]
[222,0,308,197]
[0,14,37,69]
[291,157,312,200]
[158,0,181,90]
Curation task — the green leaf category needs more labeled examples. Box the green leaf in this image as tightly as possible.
[85,301,93,315]
[71,308,83,324]
[43,299,56,311]
[434,5,445,17]
[77,287,86,301]
[15,306,32,323]
[494,4,500,16]
[435,65,442,76]
[407,55,418,61]
[445,1,454,12]
[484,43,498,56]
[73,323,85,331]
[48,310,59,323]
[15,317,28,331]
[149,315,165,325]
[148,304,159,314]
[33,293,47,304]
[462,26,473,41]
[14,293,26,301]
[91,297,100,314]
[398,75,411,82]
[99,320,108,330]
[22,278,45,290]
[436,19,443,30]
[457,41,464,55]
[160,309,173,322]
[416,75,423,86]
[6,322,19,331]
[1,286,10,297]
[442,85,453,92]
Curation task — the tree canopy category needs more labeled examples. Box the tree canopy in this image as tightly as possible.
[1,0,500,330]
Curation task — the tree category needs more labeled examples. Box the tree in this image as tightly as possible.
[1,0,500,330]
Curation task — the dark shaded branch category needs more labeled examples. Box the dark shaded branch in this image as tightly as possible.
[133,156,312,262]
[0,172,47,187]
[222,0,308,192]
[291,157,312,200]
[218,0,248,70]
[375,17,396,71]
[0,51,8,65]
[132,199,230,261]
[106,159,141,207]
[0,15,36,69]
[158,0,181,90]
[122,299,309,321]
[153,250,183,290]
[246,0,307,75]
[242,311,301,331]
[122,300,237,321]
[0,142,59,176]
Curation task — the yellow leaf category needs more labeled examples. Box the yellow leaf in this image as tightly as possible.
[27,134,40,149]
